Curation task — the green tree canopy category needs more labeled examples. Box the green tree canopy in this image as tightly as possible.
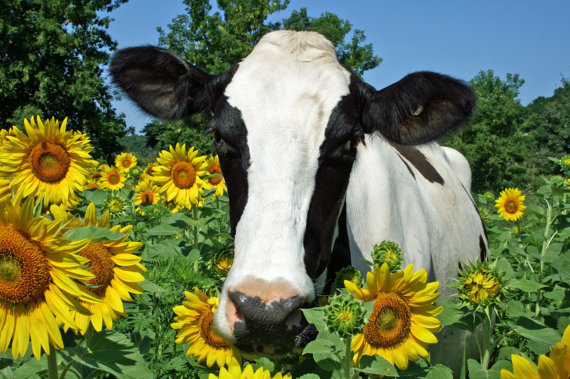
[144,0,382,151]
[443,70,533,193]
[0,0,129,159]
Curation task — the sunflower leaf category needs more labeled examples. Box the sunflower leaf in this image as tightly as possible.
[508,278,547,292]
[62,225,127,241]
[354,355,398,376]
[513,317,561,345]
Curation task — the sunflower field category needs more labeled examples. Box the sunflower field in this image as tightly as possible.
[0,115,568,378]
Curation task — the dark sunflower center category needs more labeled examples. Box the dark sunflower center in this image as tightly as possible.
[121,159,132,169]
[80,242,114,296]
[0,225,51,304]
[363,292,411,349]
[140,191,154,204]
[505,200,517,213]
[108,173,121,185]
[199,310,230,349]
[171,161,196,189]
[29,142,71,183]
[208,166,222,185]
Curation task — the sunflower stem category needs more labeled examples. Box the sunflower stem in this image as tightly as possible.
[480,311,492,370]
[342,337,353,378]
[535,199,553,318]
[47,348,58,379]
[192,205,199,251]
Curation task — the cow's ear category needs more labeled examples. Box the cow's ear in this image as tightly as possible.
[110,46,230,120]
[358,72,476,145]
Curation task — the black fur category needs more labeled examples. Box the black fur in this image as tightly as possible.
[355,71,476,145]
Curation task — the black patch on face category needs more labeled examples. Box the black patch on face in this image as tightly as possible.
[390,143,444,185]
[303,93,362,279]
[211,96,250,235]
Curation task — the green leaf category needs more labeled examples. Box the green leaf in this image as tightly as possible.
[12,354,47,378]
[513,317,561,346]
[354,355,398,377]
[138,280,166,295]
[302,307,327,332]
[83,189,108,205]
[467,359,506,379]
[508,278,547,292]
[146,223,183,236]
[302,330,343,371]
[436,299,465,326]
[424,364,453,379]
[298,375,321,379]
[62,225,127,241]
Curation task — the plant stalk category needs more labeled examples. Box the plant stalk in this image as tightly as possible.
[47,348,58,379]
[535,199,553,318]
[342,337,353,379]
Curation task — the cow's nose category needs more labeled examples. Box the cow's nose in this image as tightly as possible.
[229,291,305,331]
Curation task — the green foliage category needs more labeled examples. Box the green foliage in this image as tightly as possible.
[523,78,570,175]
[443,70,533,192]
[0,0,129,159]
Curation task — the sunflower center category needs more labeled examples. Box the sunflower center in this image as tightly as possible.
[107,199,123,212]
[171,161,196,189]
[29,142,71,183]
[121,159,132,169]
[199,309,230,349]
[505,200,518,213]
[0,225,51,304]
[384,251,397,264]
[140,191,154,204]
[338,309,354,323]
[80,242,114,296]
[208,166,222,185]
[108,173,121,185]
[363,292,411,349]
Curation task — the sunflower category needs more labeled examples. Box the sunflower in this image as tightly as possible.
[204,155,227,199]
[0,197,100,359]
[324,294,365,338]
[104,193,129,218]
[495,188,526,222]
[55,203,146,334]
[345,263,442,370]
[99,166,128,191]
[154,144,208,207]
[135,179,161,213]
[209,357,291,379]
[372,241,404,272]
[501,324,570,379]
[456,261,505,307]
[115,152,137,172]
[85,166,102,190]
[0,179,12,204]
[171,288,240,368]
[0,116,95,206]
[143,162,159,180]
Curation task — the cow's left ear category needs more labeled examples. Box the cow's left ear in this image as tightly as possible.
[358,72,476,145]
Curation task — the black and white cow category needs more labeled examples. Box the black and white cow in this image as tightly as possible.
[110,30,487,360]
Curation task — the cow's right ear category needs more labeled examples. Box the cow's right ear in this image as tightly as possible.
[110,46,231,120]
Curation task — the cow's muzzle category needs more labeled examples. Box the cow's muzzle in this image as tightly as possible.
[227,291,317,354]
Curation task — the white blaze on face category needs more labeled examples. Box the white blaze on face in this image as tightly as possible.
[213,31,351,339]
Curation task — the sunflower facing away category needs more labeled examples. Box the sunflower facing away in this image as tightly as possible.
[495,188,526,222]
[135,179,161,213]
[55,203,146,334]
[501,324,570,379]
[99,165,128,191]
[209,357,291,379]
[143,162,158,180]
[204,155,227,199]
[154,144,208,208]
[0,116,96,206]
[115,152,137,172]
[0,197,101,359]
[171,288,240,368]
[345,263,443,370]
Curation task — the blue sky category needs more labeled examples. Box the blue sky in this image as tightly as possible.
[106,1,570,132]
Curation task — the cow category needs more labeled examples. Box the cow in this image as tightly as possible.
[110,30,487,366]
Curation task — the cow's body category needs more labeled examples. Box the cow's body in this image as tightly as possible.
[110,30,485,367]
[346,136,486,298]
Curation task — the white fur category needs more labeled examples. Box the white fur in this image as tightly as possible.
[442,146,473,190]
[346,134,484,298]
[214,31,352,340]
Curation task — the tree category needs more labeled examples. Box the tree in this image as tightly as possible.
[0,0,129,159]
[523,78,570,175]
[144,0,382,150]
[443,70,533,193]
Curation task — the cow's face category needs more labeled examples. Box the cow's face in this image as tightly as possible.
[110,30,475,353]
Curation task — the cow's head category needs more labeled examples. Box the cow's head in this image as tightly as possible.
[110,30,474,354]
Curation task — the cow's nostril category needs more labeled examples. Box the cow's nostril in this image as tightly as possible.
[228,291,305,330]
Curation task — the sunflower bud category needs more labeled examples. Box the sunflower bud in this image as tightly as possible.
[324,294,365,338]
[331,266,363,294]
[551,175,566,188]
[455,261,507,307]
[560,155,570,171]
[372,241,403,272]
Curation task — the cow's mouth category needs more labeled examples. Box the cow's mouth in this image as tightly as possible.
[233,318,318,356]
